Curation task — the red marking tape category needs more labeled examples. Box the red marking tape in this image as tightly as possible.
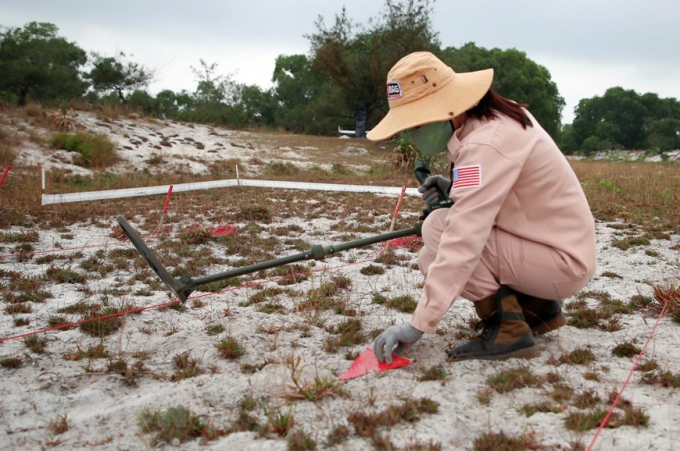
[163,185,173,213]
[392,185,407,219]
[0,167,9,188]
[211,225,238,236]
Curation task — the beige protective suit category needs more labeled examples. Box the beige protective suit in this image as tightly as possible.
[412,111,596,333]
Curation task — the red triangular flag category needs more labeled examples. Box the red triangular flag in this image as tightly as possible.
[338,348,411,380]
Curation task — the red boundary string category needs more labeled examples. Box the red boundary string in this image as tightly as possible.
[0,299,180,343]
[586,297,671,451]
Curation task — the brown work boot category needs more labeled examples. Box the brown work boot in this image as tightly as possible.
[516,292,567,335]
[448,286,538,361]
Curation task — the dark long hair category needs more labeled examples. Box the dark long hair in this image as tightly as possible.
[466,89,533,129]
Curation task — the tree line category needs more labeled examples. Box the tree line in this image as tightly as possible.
[1,1,678,154]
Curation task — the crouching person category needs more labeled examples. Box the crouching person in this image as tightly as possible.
[369,52,596,363]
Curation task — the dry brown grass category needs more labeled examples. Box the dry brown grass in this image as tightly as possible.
[0,124,23,167]
[0,118,674,236]
[571,160,680,233]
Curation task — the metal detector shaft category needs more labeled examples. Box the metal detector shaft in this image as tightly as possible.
[116,215,421,303]
[193,223,421,287]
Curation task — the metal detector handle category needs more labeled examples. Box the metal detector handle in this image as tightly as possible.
[414,161,453,211]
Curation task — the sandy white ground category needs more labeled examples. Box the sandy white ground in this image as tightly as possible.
[1,114,679,450]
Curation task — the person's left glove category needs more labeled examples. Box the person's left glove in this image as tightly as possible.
[373,323,424,364]
[418,175,451,205]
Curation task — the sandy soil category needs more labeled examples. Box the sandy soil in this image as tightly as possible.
[1,113,679,451]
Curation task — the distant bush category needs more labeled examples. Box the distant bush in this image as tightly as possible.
[51,132,120,168]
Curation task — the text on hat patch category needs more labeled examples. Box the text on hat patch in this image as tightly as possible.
[386,81,402,99]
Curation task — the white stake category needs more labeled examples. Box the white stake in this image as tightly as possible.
[236,165,240,186]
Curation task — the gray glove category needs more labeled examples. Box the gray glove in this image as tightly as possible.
[373,323,424,364]
[417,175,451,205]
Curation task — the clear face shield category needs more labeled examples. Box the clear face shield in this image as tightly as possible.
[410,120,454,156]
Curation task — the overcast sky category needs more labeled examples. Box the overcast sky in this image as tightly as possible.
[2,0,679,124]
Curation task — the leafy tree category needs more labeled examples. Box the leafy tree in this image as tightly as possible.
[86,51,155,103]
[185,59,240,124]
[0,22,87,105]
[154,89,194,120]
[558,123,578,154]
[126,90,157,116]
[645,118,680,151]
[440,43,565,138]
[572,87,680,152]
[236,84,277,128]
[270,54,344,134]
[308,0,440,134]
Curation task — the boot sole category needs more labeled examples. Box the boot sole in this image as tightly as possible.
[531,312,567,335]
[448,344,539,362]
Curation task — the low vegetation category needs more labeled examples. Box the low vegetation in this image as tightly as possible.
[0,101,677,450]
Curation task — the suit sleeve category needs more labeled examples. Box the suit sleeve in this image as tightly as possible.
[411,143,524,333]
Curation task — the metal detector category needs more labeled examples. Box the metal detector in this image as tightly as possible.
[116,160,453,303]
[116,215,422,303]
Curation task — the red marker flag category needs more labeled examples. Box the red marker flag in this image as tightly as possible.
[338,348,411,380]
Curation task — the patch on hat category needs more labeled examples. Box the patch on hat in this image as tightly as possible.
[386,81,402,99]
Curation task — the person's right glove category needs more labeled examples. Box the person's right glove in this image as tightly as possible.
[373,323,424,364]
[417,175,451,205]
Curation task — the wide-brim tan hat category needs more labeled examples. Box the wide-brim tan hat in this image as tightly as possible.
[367,51,493,142]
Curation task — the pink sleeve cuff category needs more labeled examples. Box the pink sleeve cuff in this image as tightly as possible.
[411,303,442,334]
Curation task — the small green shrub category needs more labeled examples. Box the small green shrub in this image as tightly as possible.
[472,430,540,450]
[139,405,220,445]
[611,235,651,250]
[63,343,109,361]
[206,324,225,336]
[360,264,386,276]
[239,204,273,222]
[216,336,245,359]
[79,304,134,337]
[0,357,23,368]
[24,335,47,354]
[324,318,367,352]
[287,429,317,451]
[386,294,418,313]
[418,364,447,381]
[559,347,596,365]
[612,342,641,358]
[52,132,120,168]
[172,352,203,381]
[487,366,539,393]
[564,408,610,431]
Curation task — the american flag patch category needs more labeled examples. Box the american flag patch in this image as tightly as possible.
[452,165,482,190]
